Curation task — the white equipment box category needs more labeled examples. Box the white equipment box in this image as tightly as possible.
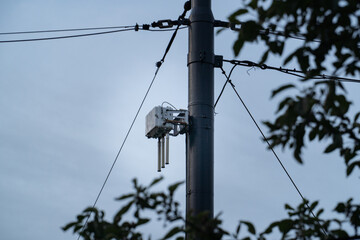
[145,106,173,139]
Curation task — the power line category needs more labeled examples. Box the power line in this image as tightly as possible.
[219,66,329,238]
[218,21,360,44]
[219,21,323,43]
[76,4,189,239]
[0,28,135,43]
[262,29,322,43]
[0,26,188,43]
[77,65,160,240]
[224,59,360,83]
[0,25,135,35]
[0,25,187,36]
[214,64,236,108]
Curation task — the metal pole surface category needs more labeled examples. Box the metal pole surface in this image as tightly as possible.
[186,0,214,219]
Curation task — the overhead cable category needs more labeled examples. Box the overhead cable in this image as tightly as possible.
[224,59,360,83]
[219,66,329,237]
[214,64,236,108]
[77,64,160,240]
[0,25,135,35]
[0,21,189,43]
[216,20,322,43]
[0,28,135,43]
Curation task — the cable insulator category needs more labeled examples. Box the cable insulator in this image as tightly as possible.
[142,24,150,30]
[156,61,162,68]
[184,1,191,11]
[135,24,139,31]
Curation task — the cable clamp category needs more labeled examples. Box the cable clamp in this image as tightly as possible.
[214,55,223,68]
[152,19,176,29]
[230,23,241,31]
[179,18,190,26]
[213,20,241,30]
[142,24,150,30]
[260,64,268,70]
[214,20,231,28]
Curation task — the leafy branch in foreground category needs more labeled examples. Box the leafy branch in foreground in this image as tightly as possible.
[63,178,360,240]
[230,0,360,76]
[264,80,360,176]
[62,177,228,240]
[229,0,360,176]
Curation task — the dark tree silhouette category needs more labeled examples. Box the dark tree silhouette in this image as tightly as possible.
[229,0,360,175]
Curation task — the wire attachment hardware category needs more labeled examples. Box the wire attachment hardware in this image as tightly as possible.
[152,20,176,29]
[151,19,190,29]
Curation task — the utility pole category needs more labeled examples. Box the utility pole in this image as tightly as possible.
[186,0,214,220]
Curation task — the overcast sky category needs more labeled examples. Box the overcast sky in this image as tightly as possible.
[0,1,359,240]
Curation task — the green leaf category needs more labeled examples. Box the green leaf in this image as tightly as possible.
[277,97,292,112]
[283,50,297,65]
[309,128,317,141]
[330,229,349,238]
[271,84,296,98]
[346,161,360,176]
[162,226,182,239]
[83,207,98,214]
[284,204,294,210]
[277,219,293,234]
[148,176,164,188]
[236,223,241,234]
[168,181,184,194]
[62,222,78,231]
[132,178,139,191]
[116,193,134,201]
[260,49,270,64]
[249,0,258,9]
[334,203,346,213]
[354,112,360,123]
[324,143,337,153]
[240,221,256,235]
[76,215,86,222]
[310,201,319,211]
[333,133,343,148]
[137,218,150,226]
[263,221,278,234]
[241,21,261,41]
[73,225,83,233]
[316,208,324,217]
[233,35,245,56]
[114,200,134,222]
[294,148,303,164]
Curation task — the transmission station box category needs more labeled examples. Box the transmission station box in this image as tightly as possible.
[145,105,189,172]
[145,106,173,139]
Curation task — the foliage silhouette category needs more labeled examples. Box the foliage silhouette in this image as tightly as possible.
[63,177,360,239]
[229,0,360,176]
[63,177,228,240]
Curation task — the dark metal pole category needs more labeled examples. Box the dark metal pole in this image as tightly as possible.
[186,0,214,219]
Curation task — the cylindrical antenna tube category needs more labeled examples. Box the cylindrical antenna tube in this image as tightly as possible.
[157,138,161,172]
[166,134,169,164]
[161,137,165,168]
